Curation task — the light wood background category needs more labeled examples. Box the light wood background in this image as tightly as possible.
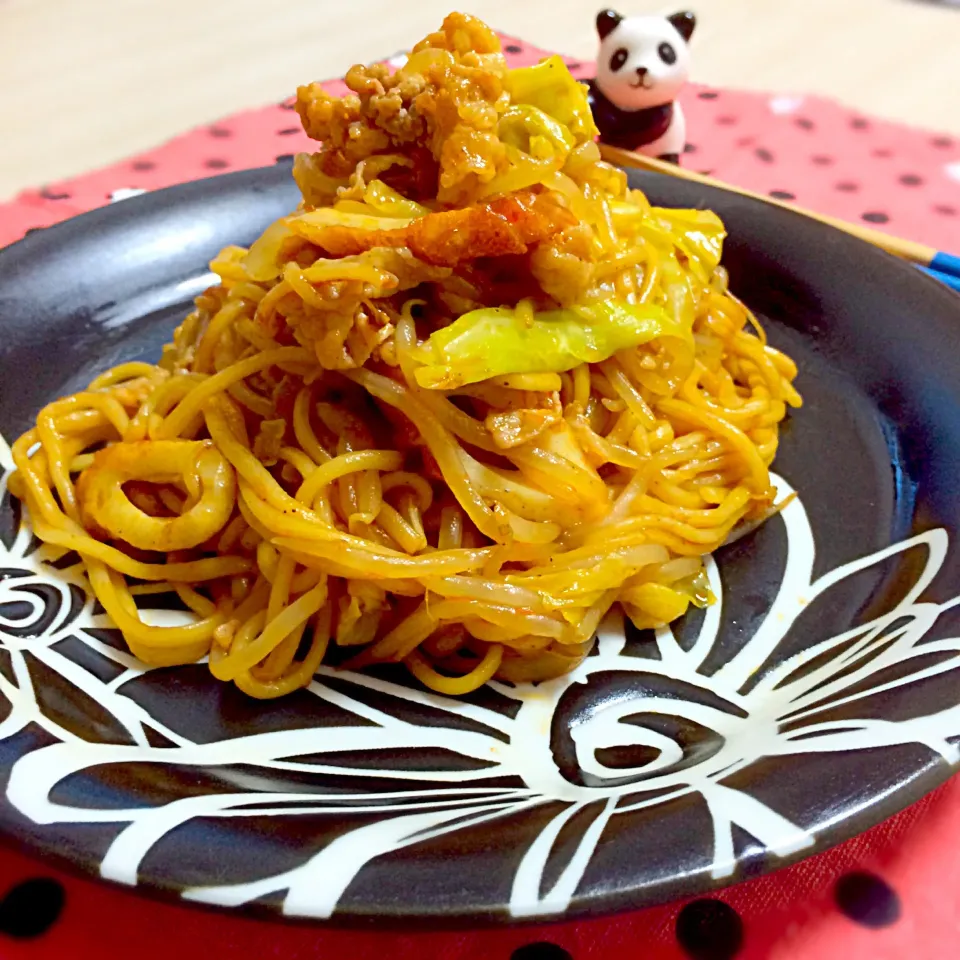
[2,0,959,201]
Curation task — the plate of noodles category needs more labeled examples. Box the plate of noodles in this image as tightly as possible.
[2,12,960,924]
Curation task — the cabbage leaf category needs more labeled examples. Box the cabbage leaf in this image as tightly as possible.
[412,300,690,389]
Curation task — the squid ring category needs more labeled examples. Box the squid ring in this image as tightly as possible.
[77,440,236,551]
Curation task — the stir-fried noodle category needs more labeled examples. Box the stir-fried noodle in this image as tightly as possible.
[10,14,801,697]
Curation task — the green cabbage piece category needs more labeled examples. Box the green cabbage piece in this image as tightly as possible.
[654,208,726,277]
[411,300,691,389]
[505,55,599,145]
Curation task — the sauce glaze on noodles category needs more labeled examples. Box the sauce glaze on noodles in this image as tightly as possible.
[9,13,802,698]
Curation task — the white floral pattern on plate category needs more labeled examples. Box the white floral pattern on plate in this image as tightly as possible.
[2,432,960,919]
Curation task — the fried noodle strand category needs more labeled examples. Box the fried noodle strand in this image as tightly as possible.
[10,13,801,696]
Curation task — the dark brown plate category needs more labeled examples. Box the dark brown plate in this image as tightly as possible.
[1,161,960,924]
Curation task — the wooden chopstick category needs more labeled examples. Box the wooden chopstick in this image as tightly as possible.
[599,144,959,278]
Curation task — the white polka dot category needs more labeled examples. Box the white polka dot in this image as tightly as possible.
[768,95,805,115]
[109,188,147,203]
[945,161,960,183]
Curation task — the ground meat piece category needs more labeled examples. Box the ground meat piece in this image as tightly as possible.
[529,223,597,306]
[294,13,512,207]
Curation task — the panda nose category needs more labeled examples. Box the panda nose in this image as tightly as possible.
[635,66,649,79]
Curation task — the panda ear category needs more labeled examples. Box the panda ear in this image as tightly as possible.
[667,11,697,43]
[596,9,623,40]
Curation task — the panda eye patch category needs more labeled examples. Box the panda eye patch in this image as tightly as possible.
[658,42,677,65]
[609,47,629,72]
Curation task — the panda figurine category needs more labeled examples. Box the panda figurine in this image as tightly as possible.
[588,9,696,163]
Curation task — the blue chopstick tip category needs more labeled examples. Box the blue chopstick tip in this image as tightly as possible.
[931,251,960,280]
[920,264,960,293]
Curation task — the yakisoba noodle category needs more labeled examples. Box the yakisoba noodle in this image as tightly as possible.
[9,13,801,698]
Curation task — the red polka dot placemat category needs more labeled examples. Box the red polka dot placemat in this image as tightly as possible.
[0,32,959,960]
[2,37,958,251]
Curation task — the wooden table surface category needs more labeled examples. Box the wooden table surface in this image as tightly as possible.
[2,0,959,201]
